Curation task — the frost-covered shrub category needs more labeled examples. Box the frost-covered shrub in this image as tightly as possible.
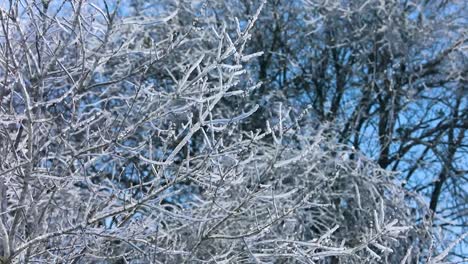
[0,1,461,263]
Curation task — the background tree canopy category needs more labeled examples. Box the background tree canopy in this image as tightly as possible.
[0,0,466,263]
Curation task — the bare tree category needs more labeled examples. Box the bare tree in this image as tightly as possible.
[227,0,467,259]
[0,0,464,263]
